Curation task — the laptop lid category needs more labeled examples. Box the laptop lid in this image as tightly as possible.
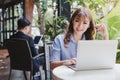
[34,36,42,44]
[75,40,118,70]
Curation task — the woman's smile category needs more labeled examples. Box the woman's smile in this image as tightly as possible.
[77,28,84,32]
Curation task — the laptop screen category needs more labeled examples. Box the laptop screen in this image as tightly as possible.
[34,36,42,44]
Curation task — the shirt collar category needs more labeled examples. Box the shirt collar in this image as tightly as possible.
[70,34,86,43]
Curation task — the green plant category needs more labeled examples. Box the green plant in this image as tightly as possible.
[116,40,120,63]
[102,1,120,63]
[44,16,68,40]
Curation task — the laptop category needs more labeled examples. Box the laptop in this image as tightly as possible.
[34,35,42,44]
[68,40,118,71]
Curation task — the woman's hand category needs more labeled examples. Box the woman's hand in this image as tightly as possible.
[63,58,76,66]
[95,24,109,40]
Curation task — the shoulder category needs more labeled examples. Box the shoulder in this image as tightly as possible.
[53,34,65,46]
[55,34,65,40]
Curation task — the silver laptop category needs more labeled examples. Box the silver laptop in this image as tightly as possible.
[69,40,118,71]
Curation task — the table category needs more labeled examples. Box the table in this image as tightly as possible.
[52,64,120,80]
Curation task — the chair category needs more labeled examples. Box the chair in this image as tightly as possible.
[44,41,53,80]
[6,39,42,80]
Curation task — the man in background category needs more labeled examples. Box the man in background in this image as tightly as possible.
[10,18,44,80]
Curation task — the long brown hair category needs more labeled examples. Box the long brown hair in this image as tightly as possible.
[64,7,95,46]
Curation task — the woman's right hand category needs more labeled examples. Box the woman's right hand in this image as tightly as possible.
[63,58,76,66]
[95,24,109,40]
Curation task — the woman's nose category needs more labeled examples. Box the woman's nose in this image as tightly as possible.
[78,23,83,28]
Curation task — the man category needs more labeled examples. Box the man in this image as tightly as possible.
[10,18,44,79]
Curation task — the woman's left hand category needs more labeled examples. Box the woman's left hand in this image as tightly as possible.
[95,24,109,40]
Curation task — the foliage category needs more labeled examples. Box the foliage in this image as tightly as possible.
[103,1,120,63]
[44,16,68,40]
[41,0,47,12]
[116,40,120,63]
[34,0,47,34]
[108,16,120,39]
[67,0,106,19]
[103,1,120,40]
[67,0,106,8]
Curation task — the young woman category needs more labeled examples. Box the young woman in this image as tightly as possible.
[50,6,109,69]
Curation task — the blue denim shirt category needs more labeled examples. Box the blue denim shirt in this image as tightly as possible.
[50,34,85,61]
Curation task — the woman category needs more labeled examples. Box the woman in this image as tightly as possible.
[50,6,109,69]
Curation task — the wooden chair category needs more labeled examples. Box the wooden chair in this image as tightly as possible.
[6,39,43,80]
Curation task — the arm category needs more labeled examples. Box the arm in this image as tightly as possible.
[95,24,109,40]
[28,37,39,57]
[50,61,65,70]
[50,58,76,70]
[50,35,76,70]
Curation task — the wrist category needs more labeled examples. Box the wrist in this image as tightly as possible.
[63,60,70,65]
[103,34,109,40]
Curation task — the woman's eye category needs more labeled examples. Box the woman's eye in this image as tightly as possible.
[84,22,87,24]
[75,20,79,22]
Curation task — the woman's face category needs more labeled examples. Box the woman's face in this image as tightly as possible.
[73,16,90,35]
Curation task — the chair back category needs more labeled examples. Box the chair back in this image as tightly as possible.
[6,39,33,71]
[44,41,53,80]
